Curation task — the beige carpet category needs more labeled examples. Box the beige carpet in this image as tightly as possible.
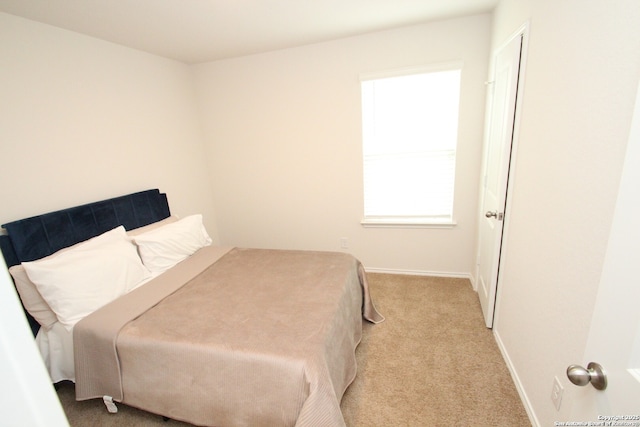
[56,273,531,426]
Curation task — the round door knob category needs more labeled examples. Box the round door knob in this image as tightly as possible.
[485,211,497,218]
[566,362,607,390]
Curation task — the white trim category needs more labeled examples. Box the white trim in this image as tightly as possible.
[487,22,533,416]
[491,19,530,334]
[494,328,540,427]
[486,21,537,427]
[363,267,472,280]
[468,273,477,290]
[474,20,530,329]
[361,218,457,229]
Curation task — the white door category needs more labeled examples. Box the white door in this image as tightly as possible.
[476,33,523,328]
[568,79,640,418]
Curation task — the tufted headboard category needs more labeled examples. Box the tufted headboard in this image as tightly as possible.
[0,189,170,335]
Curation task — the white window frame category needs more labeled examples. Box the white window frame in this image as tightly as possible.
[360,61,463,228]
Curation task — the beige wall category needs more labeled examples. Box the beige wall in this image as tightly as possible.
[193,14,491,275]
[488,0,640,425]
[0,13,218,239]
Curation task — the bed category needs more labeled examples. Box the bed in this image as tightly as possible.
[0,189,383,427]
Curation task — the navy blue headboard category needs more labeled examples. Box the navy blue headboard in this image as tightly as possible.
[0,189,170,335]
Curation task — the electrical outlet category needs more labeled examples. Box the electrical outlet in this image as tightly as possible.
[339,238,349,249]
[551,376,563,411]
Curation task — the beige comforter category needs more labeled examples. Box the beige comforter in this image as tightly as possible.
[74,246,383,427]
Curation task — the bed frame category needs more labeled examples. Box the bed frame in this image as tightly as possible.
[0,189,171,336]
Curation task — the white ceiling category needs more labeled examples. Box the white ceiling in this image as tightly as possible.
[0,0,498,64]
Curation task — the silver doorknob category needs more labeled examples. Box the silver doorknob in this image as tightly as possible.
[485,211,504,220]
[566,362,607,390]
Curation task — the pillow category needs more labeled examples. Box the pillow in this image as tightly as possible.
[132,214,212,273]
[9,226,129,329]
[9,264,58,329]
[126,216,179,237]
[22,237,151,330]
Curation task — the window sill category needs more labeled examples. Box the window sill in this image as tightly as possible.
[360,218,457,229]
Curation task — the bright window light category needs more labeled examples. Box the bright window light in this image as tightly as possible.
[361,64,462,225]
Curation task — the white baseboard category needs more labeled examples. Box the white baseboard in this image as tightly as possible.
[363,267,472,281]
[493,329,540,427]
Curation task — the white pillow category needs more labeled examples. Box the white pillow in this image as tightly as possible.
[23,237,151,330]
[132,214,212,273]
[9,264,59,329]
[126,216,179,237]
[9,226,130,329]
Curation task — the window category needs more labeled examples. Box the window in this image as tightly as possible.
[360,63,462,227]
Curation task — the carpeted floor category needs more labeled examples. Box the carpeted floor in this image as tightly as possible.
[56,273,531,426]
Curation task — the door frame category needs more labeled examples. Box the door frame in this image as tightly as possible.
[475,22,530,328]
